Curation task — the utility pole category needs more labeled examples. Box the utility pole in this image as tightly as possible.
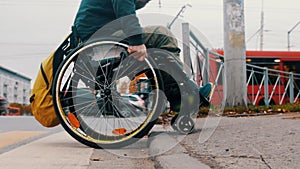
[259,0,264,50]
[223,0,248,107]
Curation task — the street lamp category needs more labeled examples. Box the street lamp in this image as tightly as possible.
[288,21,300,51]
[167,4,192,29]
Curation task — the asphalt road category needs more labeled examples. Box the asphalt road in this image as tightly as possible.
[179,113,300,169]
[0,116,60,132]
[0,116,62,154]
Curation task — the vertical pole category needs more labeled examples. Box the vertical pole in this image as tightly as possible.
[264,68,269,106]
[289,72,294,103]
[204,48,210,84]
[223,0,248,107]
[182,23,191,65]
[259,0,264,50]
[182,23,193,75]
[288,32,291,51]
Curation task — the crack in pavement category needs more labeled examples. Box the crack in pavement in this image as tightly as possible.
[260,155,272,169]
[181,142,275,169]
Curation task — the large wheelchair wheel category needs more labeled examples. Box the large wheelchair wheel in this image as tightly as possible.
[52,40,164,149]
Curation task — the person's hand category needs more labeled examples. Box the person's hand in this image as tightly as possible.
[127,44,147,61]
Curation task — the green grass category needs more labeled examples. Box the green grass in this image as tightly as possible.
[198,102,300,117]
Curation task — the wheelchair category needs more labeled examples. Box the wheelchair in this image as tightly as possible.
[52,39,203,149]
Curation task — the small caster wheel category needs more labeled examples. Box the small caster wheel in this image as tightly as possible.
[175,115,195,134]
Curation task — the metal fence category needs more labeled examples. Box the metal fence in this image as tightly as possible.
[182,23,300,106]
[246,64,300,106]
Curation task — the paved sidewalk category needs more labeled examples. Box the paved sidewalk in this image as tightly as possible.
[0,125,210,169]
[0,131,93,169]
[5,113,298,169]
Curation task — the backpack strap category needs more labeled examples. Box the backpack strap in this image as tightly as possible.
[51,34,73,94]
[71,26,82,49]
[53,33,74,73]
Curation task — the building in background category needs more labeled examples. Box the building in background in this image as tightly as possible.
[0,66,31,105]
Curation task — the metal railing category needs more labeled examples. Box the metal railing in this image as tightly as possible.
[181,23,300,106]
[246,64,300,106]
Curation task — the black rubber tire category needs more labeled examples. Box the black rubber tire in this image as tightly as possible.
[52,40,164,149]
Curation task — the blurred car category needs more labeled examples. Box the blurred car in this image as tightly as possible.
[6,107,21,116]
[69,87,149,118]
[132,92,149,100]
[120,94,145,111]
[0,97,9,115]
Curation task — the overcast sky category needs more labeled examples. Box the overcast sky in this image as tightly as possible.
[0,0,299,81]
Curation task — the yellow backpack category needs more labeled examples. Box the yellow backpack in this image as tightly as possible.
[30,35,71,127]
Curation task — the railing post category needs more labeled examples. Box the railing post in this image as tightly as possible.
[289,72,294,103]
[204,48,210,84]
[182,23,192,72]
[264,68,269,106]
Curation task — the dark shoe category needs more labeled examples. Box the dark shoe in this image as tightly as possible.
[199,82,214,107]
[199,82,214,100]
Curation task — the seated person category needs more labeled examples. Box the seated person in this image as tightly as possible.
[71,0,213,114]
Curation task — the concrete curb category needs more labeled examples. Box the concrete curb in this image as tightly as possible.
[148,131,211,169]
